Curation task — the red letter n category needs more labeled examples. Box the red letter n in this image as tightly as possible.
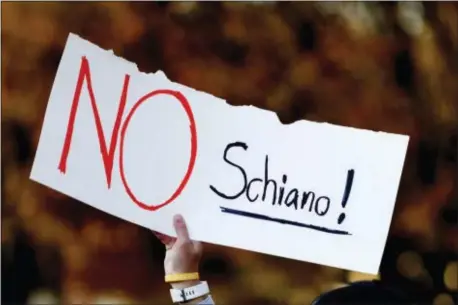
[58,56,130,188]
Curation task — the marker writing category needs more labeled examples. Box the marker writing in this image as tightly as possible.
[337,169,355,225]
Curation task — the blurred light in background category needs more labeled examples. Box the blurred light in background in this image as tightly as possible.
[288,287,322,305]
[397,2,425,36]
[91,292,133,305]
[170,2,198,16]
[27,289,58,305]
[433,293,455,305]
[347,271,380,283]
[444,261,458,291]
[322,282,347,291]
[396,251,425,279]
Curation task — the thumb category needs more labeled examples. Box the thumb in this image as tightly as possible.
[173,214,190,241]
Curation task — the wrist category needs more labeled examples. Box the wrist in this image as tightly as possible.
[170,280,201,290]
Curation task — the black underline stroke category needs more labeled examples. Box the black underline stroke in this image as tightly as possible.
[220,207,351,235]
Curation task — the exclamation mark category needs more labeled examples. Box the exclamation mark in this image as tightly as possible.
[337,169,355,225]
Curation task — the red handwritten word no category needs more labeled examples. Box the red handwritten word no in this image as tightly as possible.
[58,56,198,211]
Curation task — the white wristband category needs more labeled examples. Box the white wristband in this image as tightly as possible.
[170,281,210,303]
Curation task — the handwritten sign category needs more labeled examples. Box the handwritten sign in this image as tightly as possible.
[31,34,409,274]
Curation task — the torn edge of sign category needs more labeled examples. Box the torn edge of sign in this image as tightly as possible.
[68,33,410,141]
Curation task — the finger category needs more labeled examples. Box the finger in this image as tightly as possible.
[173,214,190,241]
[193,241,203,256]
[153,231,175,246]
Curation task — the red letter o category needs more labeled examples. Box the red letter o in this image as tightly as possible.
[119,90,198,211]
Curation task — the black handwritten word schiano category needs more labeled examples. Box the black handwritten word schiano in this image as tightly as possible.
[58,56,198,212]
[210,142,355,235]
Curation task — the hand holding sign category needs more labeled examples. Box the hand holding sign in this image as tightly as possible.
[154,215,203,289]
[31,34,409,274]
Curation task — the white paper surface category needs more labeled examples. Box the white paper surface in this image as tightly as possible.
[31,33,409,274]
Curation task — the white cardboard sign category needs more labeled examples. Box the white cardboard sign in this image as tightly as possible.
[31,34,409,274]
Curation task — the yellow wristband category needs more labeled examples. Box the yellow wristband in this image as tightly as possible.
[165,272,200,283]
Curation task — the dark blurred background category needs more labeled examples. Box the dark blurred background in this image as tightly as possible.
[1,2,457,305]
